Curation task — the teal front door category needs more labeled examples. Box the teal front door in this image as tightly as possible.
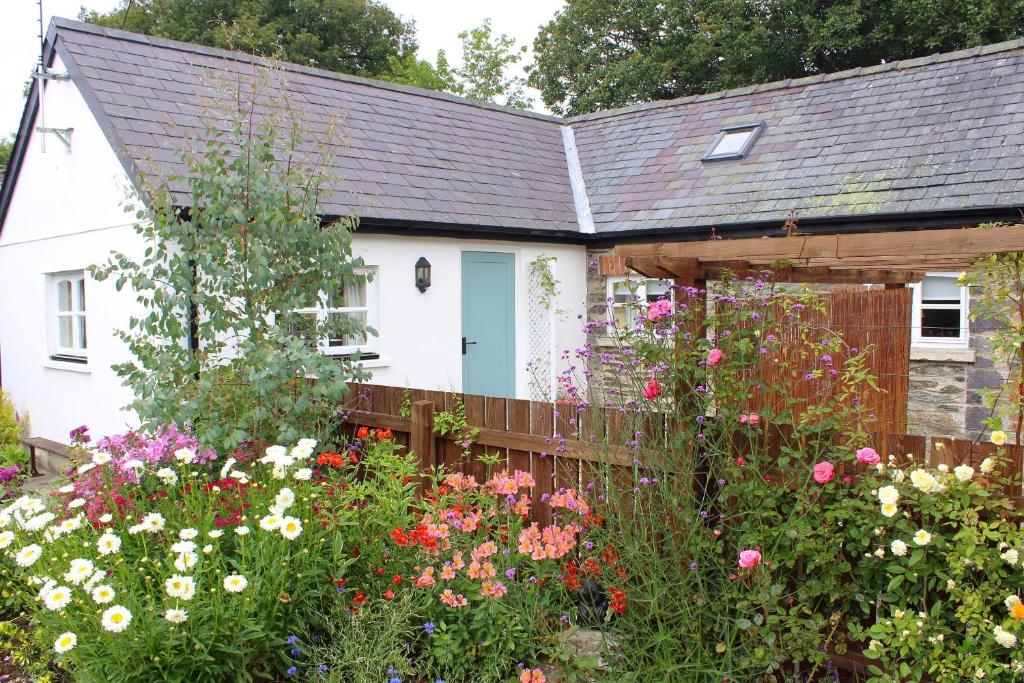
[461,251,515,397]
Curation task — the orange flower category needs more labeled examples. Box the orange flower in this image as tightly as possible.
[519,668,546,683]
[1013,603,1024,621]
[376,427,394,441]
[356,427,370,439]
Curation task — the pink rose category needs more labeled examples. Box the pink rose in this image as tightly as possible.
[855,447,879,466]
[707,348,724,366]
[740,412,760,426]
[812,461,835,484]
[642,379,662,401]
[646,299,672,321]
[738,549,762,569]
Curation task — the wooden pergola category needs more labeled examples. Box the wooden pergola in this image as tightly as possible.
[615,225,1024,285]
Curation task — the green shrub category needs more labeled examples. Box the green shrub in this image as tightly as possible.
[0,389,21,448]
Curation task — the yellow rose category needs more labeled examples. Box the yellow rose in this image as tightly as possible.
[991,430,1008,446]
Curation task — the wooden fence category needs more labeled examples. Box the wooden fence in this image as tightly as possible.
[341,382,1024,511]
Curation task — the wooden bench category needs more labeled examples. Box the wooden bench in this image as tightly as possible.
[18,437,73,477]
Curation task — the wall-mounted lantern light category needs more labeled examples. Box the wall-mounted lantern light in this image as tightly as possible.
[415,257,431,293]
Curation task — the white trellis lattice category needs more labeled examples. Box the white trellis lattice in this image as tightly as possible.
[527,264,555,402]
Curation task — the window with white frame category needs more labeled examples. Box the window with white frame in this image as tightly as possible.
[911,273,968,347]
[606,276,672,330]
[48,271,88,361]
[289,268,379,357]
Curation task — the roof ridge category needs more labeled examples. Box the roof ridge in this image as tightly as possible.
[49,16,564,125]
[567,37,1024,124]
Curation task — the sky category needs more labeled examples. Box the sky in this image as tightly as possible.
[0,0,565,139]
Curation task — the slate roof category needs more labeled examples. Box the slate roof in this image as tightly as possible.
[3,19,1024,239]
[569,41,1024,234]
[49,18,579,233]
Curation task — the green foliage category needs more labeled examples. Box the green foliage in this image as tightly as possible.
[81,0,416,78]
[90,67,369,453]
[0,390,23,448]
[381,52,460,93]
[0,136,13,170]
[433,395,479,458]
[450,19,533,109]
[529,0,1024,115]
[529,254,560,310]
[958,232,1024,442]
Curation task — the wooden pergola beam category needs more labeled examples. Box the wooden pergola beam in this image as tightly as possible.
[628,256,925,284]
[615,225,1024,266]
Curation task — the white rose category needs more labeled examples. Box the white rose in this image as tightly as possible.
[878,485,899,505]
[890,539,908,556]
[953,465,974,482]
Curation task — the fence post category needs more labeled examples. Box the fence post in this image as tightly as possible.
[410,400,435,491]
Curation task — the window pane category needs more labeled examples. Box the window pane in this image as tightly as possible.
[921,308,961,338]
[610,280,636,305]
[327,312,367,348]
[713,129,753,156]
[57,280,72,312]
[611,306,631,329]
[646,280,671,302]
[59,315,73,348]
[77,279,86,311]
[77,315,87,349]
[922,276,960,304]
[329,277,367,309]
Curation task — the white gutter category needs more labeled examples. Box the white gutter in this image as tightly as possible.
[561,125,595,234]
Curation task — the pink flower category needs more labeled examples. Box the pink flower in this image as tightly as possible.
[740,412,760,426]
[647,299,672,321]
[855,447,879,466]
[738,549,762,568]
[812,461,835,484]
[642,379,662,401]
[707,348,724,366]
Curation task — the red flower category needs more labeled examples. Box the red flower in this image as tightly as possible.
[383,589,395,600]
[353,591,366,605]
[376,427,394,441]
[374,567,385,575]
[392,574,403,585]
[356,427,370,439]
[608,587,628,615]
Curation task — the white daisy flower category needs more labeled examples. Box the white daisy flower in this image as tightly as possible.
[53,631,77,654]
[43,585,72,611]
[59,516,83,534]
[92,451,112,465]
[58,484,76,494]
[259,515,281,531]
[219,457,237,479]
[64,558,95,585]
[77,463,96,475]
[91,584,115,604]
[293,468,313,481]
[297,438,317,450]
[97,532,122,555]
[101,605,132,633]
[202,544,213,554]
[178,528,199,540]
[99,513,113,523]
[275,488,296,510]
[223,574,248,593]
[22,512,56,532]
[263,445,288,461]
[128,523,145,535]
[235,526,250,536]
[170,540,197,555]
[156,468,178,486]
[141,512,166,532]
[68,498,86,509]
[164,608,188,623]
[165,575,196,601]
[279,516,302,540]
[207,529,223,539]
[173,552,198,573]
[0,531,14,548]
[173,448,196,464]
[15,544,42,567]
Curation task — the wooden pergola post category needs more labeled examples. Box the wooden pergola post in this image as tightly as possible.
[410,399,435,492]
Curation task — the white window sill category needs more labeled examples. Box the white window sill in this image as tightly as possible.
[910,346,975,363]
[354,357,390,369]
[43,360,92,374]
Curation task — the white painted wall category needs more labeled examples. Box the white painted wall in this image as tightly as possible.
[0,59,590,444]
[0,55,144,441]
[350,234,588,399]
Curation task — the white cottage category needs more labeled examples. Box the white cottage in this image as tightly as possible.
[0,19,590,441]
[5,19,1024,443]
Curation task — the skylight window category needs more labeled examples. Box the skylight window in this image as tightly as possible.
[702,122,765,161]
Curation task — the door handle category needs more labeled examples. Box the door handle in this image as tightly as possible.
[462,337,477,355]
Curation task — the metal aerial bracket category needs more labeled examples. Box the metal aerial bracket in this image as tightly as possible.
[35,126,73,152]
[34,69,70,82]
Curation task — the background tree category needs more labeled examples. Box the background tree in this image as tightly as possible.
[91,68,369,452]
[82,0,416,78]
[529,0,1024,116]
